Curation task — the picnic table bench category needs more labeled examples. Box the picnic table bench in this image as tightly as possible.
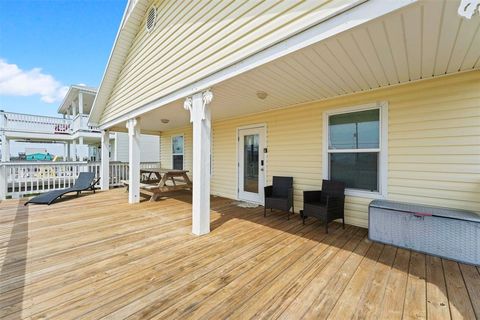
[122,168,192,201]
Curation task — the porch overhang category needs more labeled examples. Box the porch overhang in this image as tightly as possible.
[98,0,480,133]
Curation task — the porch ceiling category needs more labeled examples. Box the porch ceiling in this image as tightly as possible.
[117,0,480,132]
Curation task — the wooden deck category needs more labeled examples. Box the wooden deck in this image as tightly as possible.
[1,189,479,320]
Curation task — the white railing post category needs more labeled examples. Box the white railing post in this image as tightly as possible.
[100,130,110,190]
[0,164,6,200]
[127,118,141,204]
[184,90,213,235]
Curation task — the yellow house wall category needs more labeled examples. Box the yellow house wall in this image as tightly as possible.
[160,71,480,228]
[101,0,359,124]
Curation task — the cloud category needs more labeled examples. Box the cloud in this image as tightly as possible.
[0,59,69,103]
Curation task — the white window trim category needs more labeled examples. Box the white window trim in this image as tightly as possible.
[171,134,184,170]
[322,102,388,199]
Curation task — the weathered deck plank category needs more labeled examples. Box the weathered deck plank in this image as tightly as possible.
[0,188,478,320]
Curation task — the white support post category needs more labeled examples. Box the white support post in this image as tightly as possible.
[1,135,10,162]
[72,139,77,161]
[67,142,71,161]
[127,118,141,204]
[100,130,110,191]
[78,92,84,115]
[112,134,117,161]
[72,101,77,117]
[0,164,6,200]
[64,143,68,161]
[184,90,213,235]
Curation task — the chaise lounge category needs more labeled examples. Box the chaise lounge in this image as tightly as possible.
[25,172,99,206]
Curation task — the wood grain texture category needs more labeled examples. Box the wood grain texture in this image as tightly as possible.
[0,188,478,319]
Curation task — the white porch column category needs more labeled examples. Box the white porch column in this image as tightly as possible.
[1,135,10,162]
[127,118,141,204]
[111,134,117,161]
[184,90,213,235]
[66,142,71,161]
[64,143,69,161]
[72,101,77,117]
[78,92,84,114]
[72,139,77,161]
[100,130,110,191]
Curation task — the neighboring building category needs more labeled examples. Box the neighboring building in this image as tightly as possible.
[90,0,480,235]
[26,153,54,161]
[0,85,161,162]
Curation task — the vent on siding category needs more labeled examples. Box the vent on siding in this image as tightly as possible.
[146,7,157,33]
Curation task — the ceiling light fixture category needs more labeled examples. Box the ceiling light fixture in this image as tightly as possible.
[161,119,170,124]
[256,91,268,100]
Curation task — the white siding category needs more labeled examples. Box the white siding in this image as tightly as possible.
[115,132,161,163]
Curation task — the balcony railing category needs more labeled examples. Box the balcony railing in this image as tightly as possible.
[0,161,160,199]
[0,111,99,135]
[72,114,101,132]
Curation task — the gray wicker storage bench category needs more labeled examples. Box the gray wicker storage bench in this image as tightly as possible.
[369,200,480,265]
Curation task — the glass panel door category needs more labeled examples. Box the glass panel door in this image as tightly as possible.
[238,126,265,203]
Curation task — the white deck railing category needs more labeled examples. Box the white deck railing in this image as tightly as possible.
[0,111,100,135]
[0,161,160,199]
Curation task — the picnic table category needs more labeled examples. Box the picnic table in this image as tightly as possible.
[122,168,192,201]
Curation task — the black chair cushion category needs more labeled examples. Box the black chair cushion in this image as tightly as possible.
[265,197,290,211]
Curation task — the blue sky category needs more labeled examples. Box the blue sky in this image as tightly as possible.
[0,0,127,117]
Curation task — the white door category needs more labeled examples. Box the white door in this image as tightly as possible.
[238,126,266,203]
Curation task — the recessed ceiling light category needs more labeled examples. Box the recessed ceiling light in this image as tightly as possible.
[161,119,170,124]
[256,91,268,100]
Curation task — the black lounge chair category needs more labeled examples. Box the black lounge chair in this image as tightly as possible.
[301,179,345,233]
[264,176,294,220]
[25,172,99,206]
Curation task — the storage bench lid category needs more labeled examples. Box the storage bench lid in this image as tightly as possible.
[369,200,480,223]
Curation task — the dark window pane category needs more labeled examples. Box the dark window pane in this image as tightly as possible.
[330,152,378,191]
[173,155,183,170]
[329,109,379,149]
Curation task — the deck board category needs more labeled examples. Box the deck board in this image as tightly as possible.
[0,188,478,320]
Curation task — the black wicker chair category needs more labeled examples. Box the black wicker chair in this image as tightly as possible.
[302,179,345,233]
[264,176,294,220]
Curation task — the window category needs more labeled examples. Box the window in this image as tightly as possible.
[172,135,184,170]
[324,103,388,197]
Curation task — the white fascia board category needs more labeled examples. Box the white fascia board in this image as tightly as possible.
[98,0,417,130]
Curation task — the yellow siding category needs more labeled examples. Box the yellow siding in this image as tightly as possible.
[160,128,193,177]
[100,0,359,124]
[159,71,480,228]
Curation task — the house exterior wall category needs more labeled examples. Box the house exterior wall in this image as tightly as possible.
[115,132,161,163]
[160,71,480,228]
[100,0,361,124]
[160,129,193,174]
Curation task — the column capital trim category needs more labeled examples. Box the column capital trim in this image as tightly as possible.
[184,89,213,123]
